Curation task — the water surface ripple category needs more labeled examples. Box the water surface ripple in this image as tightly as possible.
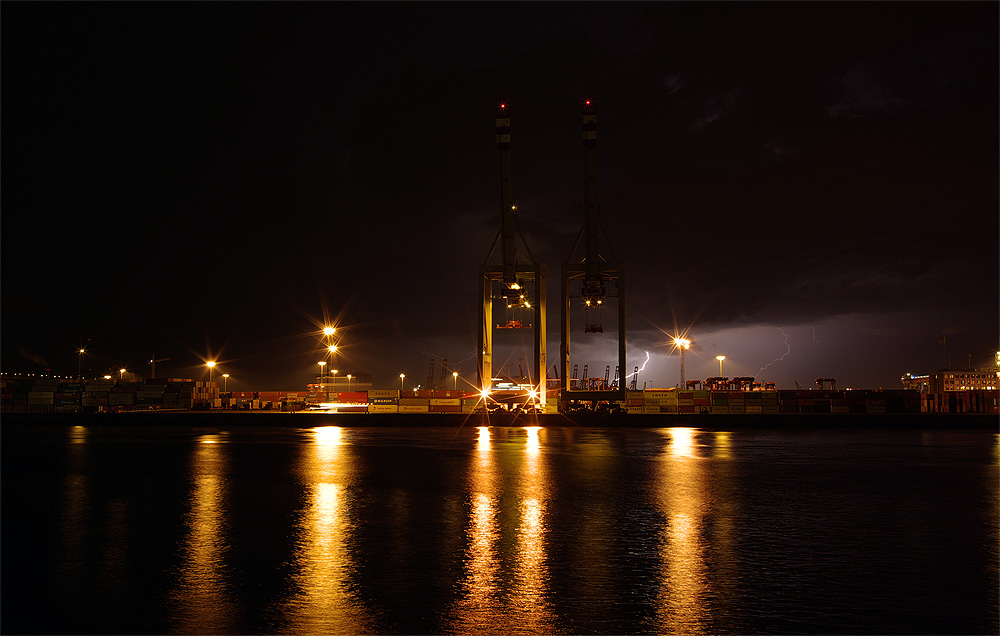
[2,424,997,634]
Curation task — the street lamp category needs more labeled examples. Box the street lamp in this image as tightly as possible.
[346,374,352,392]
[400,373,405,392]
[206,360,216,382]
[453,371,459,390]
[332,369,338,388]
[716,355,726,376]
[78,348,86,379]
[222,373,230,391]
[119,368,127,380]
[673,337,691,386]
[318,361,327,385]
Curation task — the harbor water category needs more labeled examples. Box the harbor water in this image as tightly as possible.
[2,422,997,634]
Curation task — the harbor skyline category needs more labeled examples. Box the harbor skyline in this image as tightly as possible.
[3,2,997,390]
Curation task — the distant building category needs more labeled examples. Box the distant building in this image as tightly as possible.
[914,361,1000,414]
[929,368,998,393]
[901,373,930,393]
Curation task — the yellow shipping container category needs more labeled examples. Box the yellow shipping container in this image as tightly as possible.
[643,390,676,399]
[399,405,430,413]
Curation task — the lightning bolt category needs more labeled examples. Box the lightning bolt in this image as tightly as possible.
[758,328,791,376]
[810,326,820,366]
[626,351,651,379]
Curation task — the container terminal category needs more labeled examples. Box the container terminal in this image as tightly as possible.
[1,373,996,417]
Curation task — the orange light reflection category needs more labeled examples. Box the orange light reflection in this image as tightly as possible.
[170,434,235,633]
[280,426,373,633]
[656,428,709,634]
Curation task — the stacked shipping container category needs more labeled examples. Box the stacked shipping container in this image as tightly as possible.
[3,377,991,415]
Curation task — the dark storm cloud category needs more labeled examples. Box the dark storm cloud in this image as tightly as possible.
[1,2,996,389]
[828,64,907,119]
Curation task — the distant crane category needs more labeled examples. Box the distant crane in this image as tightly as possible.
[426,357,436,389]
[438,359,449,389]
[149,355,171,379]
[815,378,837,391]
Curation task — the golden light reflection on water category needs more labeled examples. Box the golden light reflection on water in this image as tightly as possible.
[446,426,555,633]
[449,427,500,632]
[170,434,235,634]
[59,427,89,585]
[280,426,373,634]
[713,431,732,459]
[656,428,709,634]
[509,427,554,632]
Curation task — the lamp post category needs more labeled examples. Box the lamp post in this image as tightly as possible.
[78,348,86,379]
[400,373,405,392]
[318,361,327,386]
[222,374,230,391]
[673,337,691,386]
[453,371,459,390]
[332,369,338,389]
[206,360,216,383]
[119,368,127,380]
[346,374,352,392]
[716,355,726,376]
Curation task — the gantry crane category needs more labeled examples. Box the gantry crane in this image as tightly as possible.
[561,101,626,402]
[478,104,547,403]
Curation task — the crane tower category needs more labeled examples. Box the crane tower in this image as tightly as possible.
[478,104,547,403]
[560,101,627,402]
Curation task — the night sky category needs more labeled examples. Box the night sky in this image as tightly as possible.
[3,2,997,391]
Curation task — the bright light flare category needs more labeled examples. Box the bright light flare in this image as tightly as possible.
[673,337,691,350]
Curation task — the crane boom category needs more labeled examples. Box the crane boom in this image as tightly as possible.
[149,355,171,379]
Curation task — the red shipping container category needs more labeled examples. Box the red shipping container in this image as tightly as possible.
[337,392,368,403]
